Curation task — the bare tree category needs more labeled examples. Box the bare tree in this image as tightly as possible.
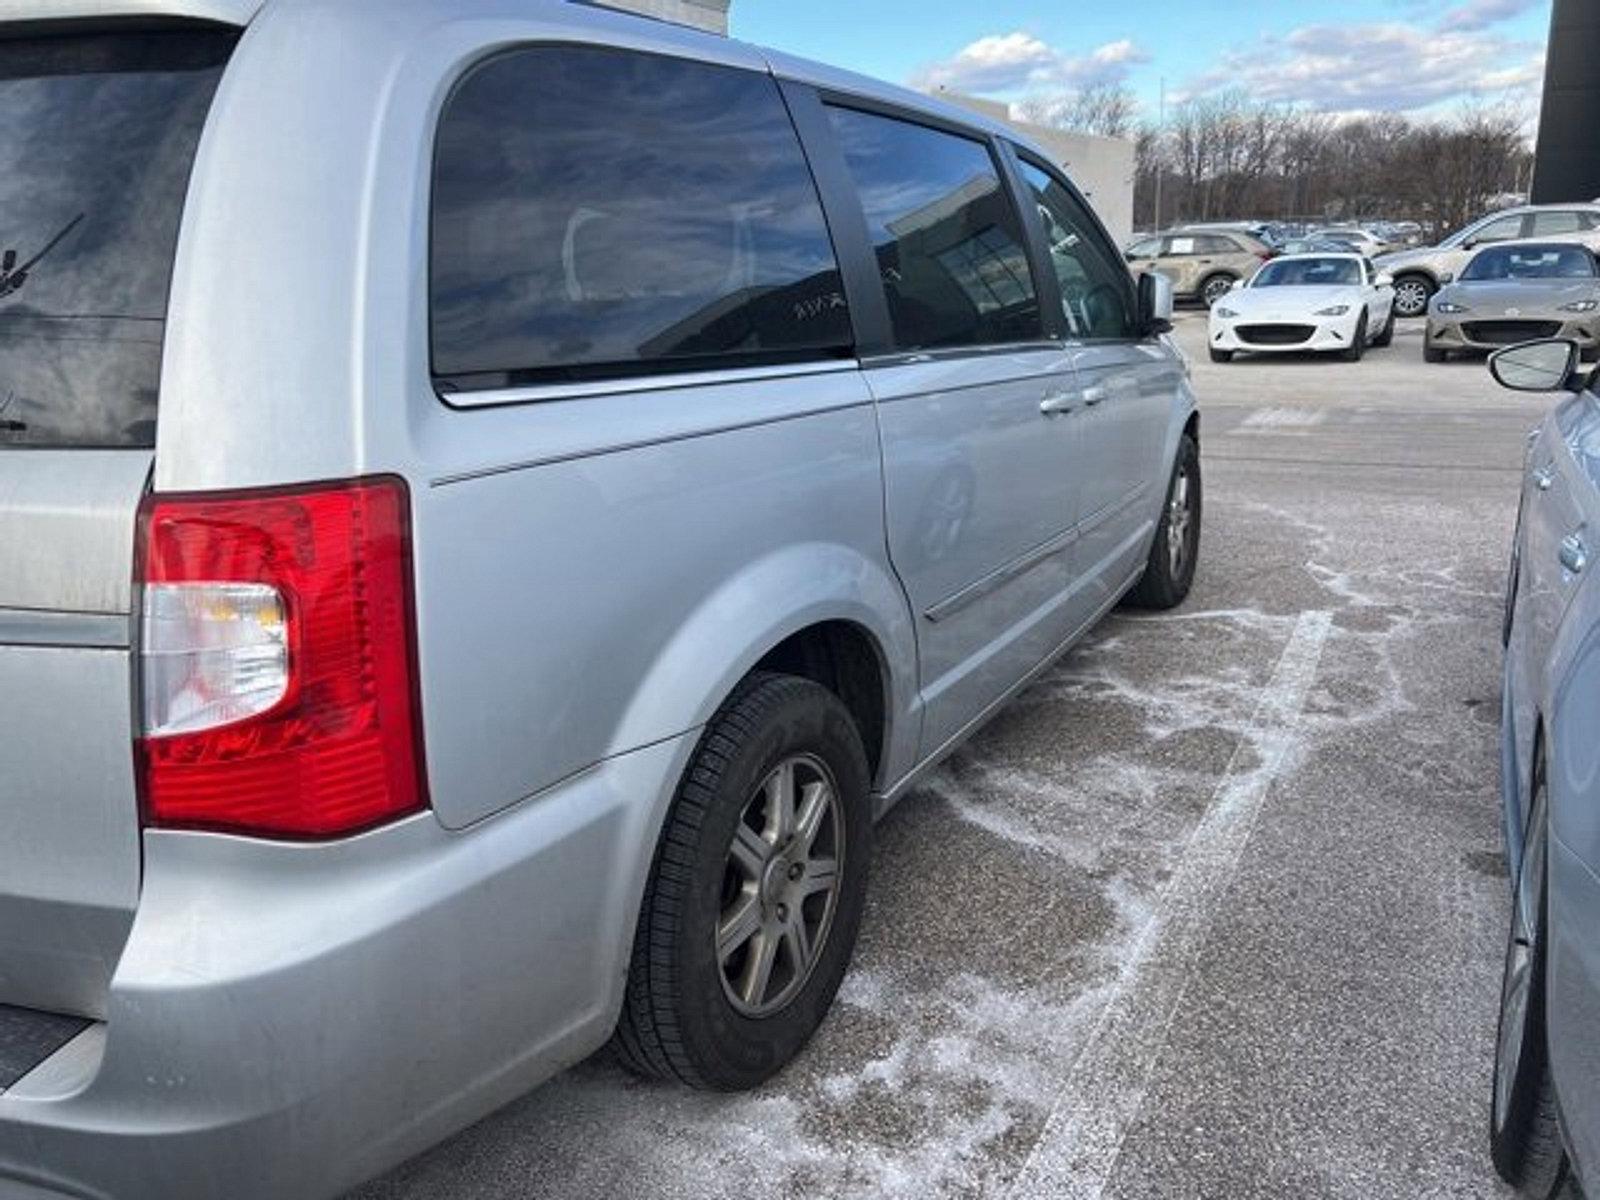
[1130,94,1535,234]
[1021,82,1139,140]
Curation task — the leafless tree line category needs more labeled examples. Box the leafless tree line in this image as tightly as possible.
[1032,84,1533,236]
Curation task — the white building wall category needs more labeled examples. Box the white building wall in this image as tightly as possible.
[933,91,1137,245]
[594,0,730,34]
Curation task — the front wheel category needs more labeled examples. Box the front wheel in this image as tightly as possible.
[1372,307,1396,348]
[1125,432,1200,609]
[1392,274,1435,319]
[1342,311,1368,362]
[1489,767,1569,1197]
[613,672,872,1090]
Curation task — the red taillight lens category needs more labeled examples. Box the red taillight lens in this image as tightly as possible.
[136,476,427,838]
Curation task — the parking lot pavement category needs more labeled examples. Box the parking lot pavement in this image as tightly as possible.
[356,313,1557,1199]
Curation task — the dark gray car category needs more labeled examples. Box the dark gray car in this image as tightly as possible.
[1425,243,1600,362]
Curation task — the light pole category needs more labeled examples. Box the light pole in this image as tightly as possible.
[1152,76,1165,231]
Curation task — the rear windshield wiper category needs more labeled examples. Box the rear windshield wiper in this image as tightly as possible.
[0,213,85,300]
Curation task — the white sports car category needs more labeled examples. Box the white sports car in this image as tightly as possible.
[1208,253,1397,362]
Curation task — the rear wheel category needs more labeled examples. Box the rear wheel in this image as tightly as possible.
[613,673,871,1091]
[1490,764,1569,1197]
[1125,433,1200,609]
[1392,274,1435,319]
[1342,311,1368,362]
[1209,348,1233,364]
[1199,274,1236,308]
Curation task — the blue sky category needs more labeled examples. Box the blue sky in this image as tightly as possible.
[733,0,1552,123]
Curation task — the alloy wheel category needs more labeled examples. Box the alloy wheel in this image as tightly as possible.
[1394,279,1430,318]
[1167,465,1193,579]
[717,753,845,1017]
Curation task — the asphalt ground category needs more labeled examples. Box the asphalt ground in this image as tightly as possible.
[356,311,1561,1200]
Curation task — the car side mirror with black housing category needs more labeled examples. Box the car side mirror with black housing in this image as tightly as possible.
[1138,270,1174,336]
[1489,339,1584,393]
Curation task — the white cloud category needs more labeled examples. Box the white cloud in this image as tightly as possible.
[1437,0,1542,32]
[1180,22,1542,114]
[911,32,1150,97]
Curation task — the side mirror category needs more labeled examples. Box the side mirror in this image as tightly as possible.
[1462,239,1478,251]
[1489,339,1582,393]
[1375,273,1394,288]
[1138,270,1174,336]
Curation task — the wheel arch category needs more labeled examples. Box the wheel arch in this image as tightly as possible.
[608,542,920,795]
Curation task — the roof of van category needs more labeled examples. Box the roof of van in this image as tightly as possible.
[0,0,261,23]
[1,0,1046,161]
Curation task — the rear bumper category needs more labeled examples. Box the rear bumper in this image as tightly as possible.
[0,730,694,1200]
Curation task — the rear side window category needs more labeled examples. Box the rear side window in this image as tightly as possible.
[824,106,1041,352]
[430,47,852,391]
[0,31,232,448]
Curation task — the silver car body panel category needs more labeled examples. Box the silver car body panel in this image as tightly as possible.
[0,1,1195,1196]
[0,0,258,22]
[1503,386,1600,1191]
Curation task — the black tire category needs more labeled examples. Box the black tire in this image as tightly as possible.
[612,672,871,1091]
[1393,273,1435,319]
[1372,306,1396,348]
[1424,341,1448,364]
[1125,432,1200,609]
[1342,312,1368,362]
[1199,274,1236,309]
[1490,763,1569,1197]
[1209,348,1233,364]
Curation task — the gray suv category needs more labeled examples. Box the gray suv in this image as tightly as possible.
[1377,204,1600,317]
[0,3,1198,1198]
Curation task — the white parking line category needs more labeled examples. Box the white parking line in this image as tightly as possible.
[1239,408,1328,430]
[1005,609,1334,1200]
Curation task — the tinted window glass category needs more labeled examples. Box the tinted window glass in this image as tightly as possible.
[1462,245,1597,281]
[1197,235,1239,254]
[431,47,851,389]
[1018,159,1133,338]
[1253,257,1361,287]
[0,31,232,448]
[1531,211,1585,236]
[1126,238,1162,258]
[826,106,1040,351]
[1474,215,1525,244]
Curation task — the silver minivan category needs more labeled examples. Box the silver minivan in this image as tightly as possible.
[0,3,1199,1197]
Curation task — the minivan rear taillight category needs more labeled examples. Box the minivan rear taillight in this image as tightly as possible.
[135,477,426,838]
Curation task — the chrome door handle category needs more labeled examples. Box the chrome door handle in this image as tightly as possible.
[1560,533,1587,574]
[1533,466,1555,491]
[1039,391,1077,416]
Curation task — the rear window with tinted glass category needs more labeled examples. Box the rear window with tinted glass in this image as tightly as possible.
[430,46,853,391]
[0,30,232,448]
